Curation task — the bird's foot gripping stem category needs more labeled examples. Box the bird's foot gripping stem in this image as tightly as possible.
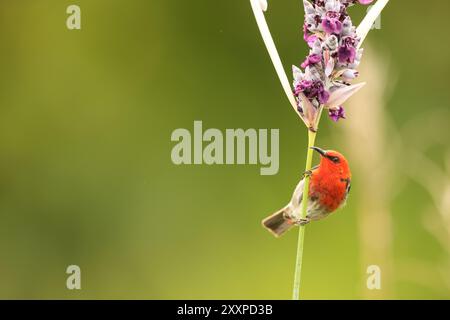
[302,170,313,179]
[284,212,311,226]
[293,218,310,226]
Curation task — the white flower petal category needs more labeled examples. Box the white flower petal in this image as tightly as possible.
[325,0,340,13]
[326,82,366,109]
[341,69,359,81]
[298,92,316,126]
[292,65,303,79]
[324,51,335,77]
[303,0,315,15]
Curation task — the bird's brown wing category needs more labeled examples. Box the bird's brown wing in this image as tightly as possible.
[291,165,319,206]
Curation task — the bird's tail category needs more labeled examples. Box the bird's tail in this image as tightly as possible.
[262,206,294,237]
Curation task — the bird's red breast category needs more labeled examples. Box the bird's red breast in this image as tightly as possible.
[309,150,351,214]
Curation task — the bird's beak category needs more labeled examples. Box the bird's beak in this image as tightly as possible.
[311,146,327,157]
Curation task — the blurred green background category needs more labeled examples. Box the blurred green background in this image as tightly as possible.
[0,0,449,299]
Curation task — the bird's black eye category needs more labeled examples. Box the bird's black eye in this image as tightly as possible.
[330,156,340,163]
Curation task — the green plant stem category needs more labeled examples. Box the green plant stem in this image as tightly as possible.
[292,129,317,300]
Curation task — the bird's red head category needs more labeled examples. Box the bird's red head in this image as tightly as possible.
[311,147,351,178]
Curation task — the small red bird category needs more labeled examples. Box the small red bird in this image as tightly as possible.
[262,147,351,237]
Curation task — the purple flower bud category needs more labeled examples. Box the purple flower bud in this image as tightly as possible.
[321,17,342,35]
[301,53,322,69]
[318,89,330,104]
[315,0,326,7]
[338,45,356,64]
[299,80,330,105]
[294,80,313,95]
[328,106,346,122]
[303,24,318,48]
[342,36,357,47]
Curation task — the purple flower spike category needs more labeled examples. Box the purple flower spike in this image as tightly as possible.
[328,106,346,122]
[290,0,380,125]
